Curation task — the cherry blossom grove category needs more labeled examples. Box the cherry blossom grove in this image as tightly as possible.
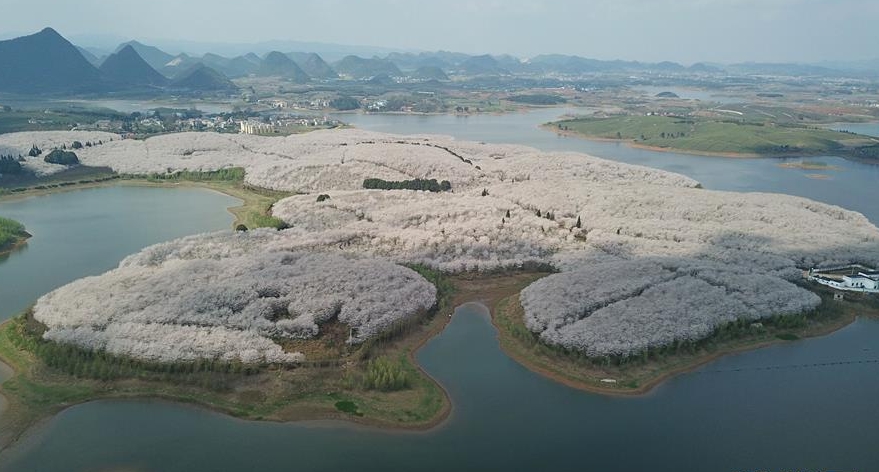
[14,129,879,360]
[33,248,436,363]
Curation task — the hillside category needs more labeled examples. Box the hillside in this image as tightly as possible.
[259,51,310,82]
[458,54,509,75]
[334,55,401,78]
[201,53,260,78]
[170,64,237,92]
[100,45,169,87]
[160,53,200,79]
[412,66,449,81]
[114,40,174,71]
[0,27,104,94]
[287,52,337,79]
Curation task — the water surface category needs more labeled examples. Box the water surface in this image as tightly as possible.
[0,185,240,323]
[2,304,877,472]
[1,114,878,471]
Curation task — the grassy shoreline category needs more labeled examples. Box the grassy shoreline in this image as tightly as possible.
[2,172,877,454]
[491,282,879,396]
[543,116,879,162]
[0,168,290,231]
[0,271,546,452]
[0,217,30,258]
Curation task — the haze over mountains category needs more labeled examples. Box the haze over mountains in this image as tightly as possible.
[1,27,878,97]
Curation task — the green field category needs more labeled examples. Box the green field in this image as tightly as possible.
[0,108,126,134]
[551,115,879,158]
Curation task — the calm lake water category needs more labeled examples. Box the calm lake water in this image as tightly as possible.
[1,111,879,471]
[0,185,239,323]
[827,121,879,138]
[1,304,877,472]
[631,86,741,104]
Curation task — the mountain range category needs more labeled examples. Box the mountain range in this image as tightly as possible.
[2,27,877,97]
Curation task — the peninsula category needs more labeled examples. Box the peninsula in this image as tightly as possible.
[1,129,877,450]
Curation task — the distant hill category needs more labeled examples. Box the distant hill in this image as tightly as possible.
[458,54,509,76]
[725,62,841,77]
[115,41,175,72]
[0,27,104,94]
[689,62,723,74]
[654,61,686,72]
[287,52,337,79]
[259,51,310,82]
[493,54,525,73]
[161,53,201,79]
[412,66,449,81]
[100,45,168,87]
[171,64,237,92]
[76,46,103,67]
[334,55,401,79]
[201,53,261,78]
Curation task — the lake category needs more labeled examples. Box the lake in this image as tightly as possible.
[0,185,240,324]
[1,112,878,471]
[827,121,879,138]
[1,303,877,472]
[631,86,741,104]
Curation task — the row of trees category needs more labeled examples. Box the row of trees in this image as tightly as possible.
[0,154,24,174]
[44,149,80,165]
[361,356,410,391]
[123,167,246,183]
[363,178,452,192]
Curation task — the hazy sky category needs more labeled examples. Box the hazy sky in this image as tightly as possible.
[1,0,877,63]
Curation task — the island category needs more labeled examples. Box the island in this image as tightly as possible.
[1,129,877,451]
[547,114,879,161]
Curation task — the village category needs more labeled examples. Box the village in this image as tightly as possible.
[71,107,342,138]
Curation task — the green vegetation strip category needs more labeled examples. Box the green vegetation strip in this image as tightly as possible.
[551,115,879,158]
[0,217,29,252]
[0,266,457,450]
[492,283,878,394]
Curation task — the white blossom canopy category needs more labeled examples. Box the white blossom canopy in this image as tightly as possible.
[13,129,878,360]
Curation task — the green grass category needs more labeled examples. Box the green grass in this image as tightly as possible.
[553,115,879,157]
[334,400,363,416]
[0,216,27,250]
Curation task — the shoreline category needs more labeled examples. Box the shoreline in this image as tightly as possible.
[0,232,31,258]
[541,124,877,161]
[0,272,541,451]
[0,268,876,452]
[488,287,877,397]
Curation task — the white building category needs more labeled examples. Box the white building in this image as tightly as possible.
[239,121,274,135]
[810,267,879,293]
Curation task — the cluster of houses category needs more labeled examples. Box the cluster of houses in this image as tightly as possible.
[809,265,879,293]
[238,116,338,135]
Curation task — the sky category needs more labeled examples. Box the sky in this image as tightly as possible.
[1,0,877,63]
